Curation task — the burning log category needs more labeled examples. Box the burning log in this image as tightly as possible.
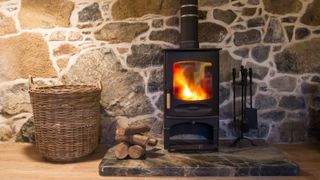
[116,124,151,136]
[128,145,146,159]
[114,142,129,160]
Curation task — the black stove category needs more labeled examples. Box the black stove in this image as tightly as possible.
[163,0,221,151]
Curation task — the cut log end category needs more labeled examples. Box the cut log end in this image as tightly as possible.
[148,137,158,146]
[128,145,146,159]
[114,142,129,160]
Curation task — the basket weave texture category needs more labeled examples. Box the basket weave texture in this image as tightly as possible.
[29,81,101,162]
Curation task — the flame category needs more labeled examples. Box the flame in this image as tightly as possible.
[173,62,212,101]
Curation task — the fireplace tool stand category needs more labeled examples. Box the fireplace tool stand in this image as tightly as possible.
[231,66,256,147]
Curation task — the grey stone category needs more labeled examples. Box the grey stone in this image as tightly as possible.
[269,76,297,92]
[301,0,320,26]
[247,17,265,28]
[100,112,117,145]
[245,62,269,80]
[285,26,294,42]
[233,82,257,98]
[279,96,306,110]
[199,0,229,7]
[233,48,249,58]
[287,111,307,120]
[310,96,320,110]
[156,94,164,111]
[65,47,154,117]
[295,28,310,40]
[311,76,320,83]
[94,22,149,43]
[199,22,227,43]
[231,24,246,30]
[258,82,268,92]
[254,94,277,110]
[309,108,320,140]
[258,8,263,15]
[220,50,242,82]
[165,16,179,27]
[264,18,285,43]
[273,46,282,52]
[213,9,237,24]
[282,16,297,23]
[0,124,13,141]
[1,94,31,115]
[15,116,35,143]
[280,121,305,142]
[149,29,179,45]
[127,44,164,68]
[234,29,261,46]
[260,110,285,122]
[301,83,319,94]
[0,80,53,116]
[251,46,270,63]
[198,10,207,20]
[246,123,269,138]
[313,29,320,34]
[152,19,163,28]
[242,8,256,16]
[248,0,260,5]
[78,3,102,22]
[150,119,163,135]
[275,38,320,74]
[219,85,230,104]
[220,99,242,119]
[233,2,244,7]
[262,0,302,15]
[148,68,163,93]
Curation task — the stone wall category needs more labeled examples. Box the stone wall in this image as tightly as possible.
[0,0,319,144]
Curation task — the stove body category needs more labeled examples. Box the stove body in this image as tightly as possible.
[163,0,221,151]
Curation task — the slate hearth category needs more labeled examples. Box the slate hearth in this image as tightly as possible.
[99,140,299,177]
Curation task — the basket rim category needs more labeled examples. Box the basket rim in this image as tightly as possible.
[29,84,101,94]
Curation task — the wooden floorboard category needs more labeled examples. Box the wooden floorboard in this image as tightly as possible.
[0,143,319,180]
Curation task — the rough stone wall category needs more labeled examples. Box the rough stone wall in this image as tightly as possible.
[0,0,319,144]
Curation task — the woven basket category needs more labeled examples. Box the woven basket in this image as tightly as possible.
[28,77,101,162]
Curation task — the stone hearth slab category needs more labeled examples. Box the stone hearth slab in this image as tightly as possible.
[99,140,299,176]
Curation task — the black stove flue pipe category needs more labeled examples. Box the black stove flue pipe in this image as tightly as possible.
[180,0,199,49]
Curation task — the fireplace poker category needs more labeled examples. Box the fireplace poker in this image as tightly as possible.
[240,66,244,127]
[242,68,249,133]
[232,68,237,132]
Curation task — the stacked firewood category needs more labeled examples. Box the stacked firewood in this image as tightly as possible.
[114,124,158,160]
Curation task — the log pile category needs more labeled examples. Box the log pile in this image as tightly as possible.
[114,124,158,160]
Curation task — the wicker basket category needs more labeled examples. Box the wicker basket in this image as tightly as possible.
[28,77,101,162]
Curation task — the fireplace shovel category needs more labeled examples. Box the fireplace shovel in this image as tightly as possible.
[245,68,258,129]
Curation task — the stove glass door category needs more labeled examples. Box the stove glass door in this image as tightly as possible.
[173,61,213,101]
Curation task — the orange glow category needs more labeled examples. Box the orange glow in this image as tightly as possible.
[173,61,212,101]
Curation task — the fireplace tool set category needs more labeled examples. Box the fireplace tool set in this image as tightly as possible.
[231,66,258,147]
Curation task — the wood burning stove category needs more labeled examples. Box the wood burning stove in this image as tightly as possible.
[164,0,221,151]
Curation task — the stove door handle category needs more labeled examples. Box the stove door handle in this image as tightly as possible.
[166,93,171,109]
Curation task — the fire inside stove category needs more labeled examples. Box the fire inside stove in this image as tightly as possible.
[173,61,213,101]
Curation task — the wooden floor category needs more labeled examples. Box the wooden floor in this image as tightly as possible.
[0,143,319,180]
